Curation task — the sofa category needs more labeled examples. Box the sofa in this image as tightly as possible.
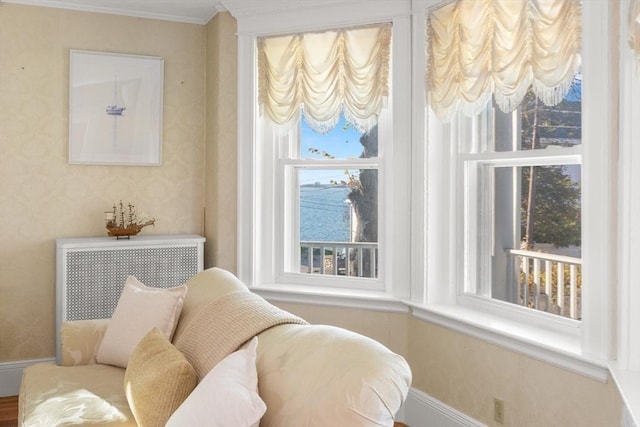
[19,267,411,426]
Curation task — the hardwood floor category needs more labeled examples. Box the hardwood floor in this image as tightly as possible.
[0,396,18,427]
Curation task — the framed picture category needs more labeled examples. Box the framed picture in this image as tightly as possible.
[69,50,164,165]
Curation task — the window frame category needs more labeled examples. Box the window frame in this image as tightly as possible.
[278,134,385,289]
[236,1,413,307]
[459,105,584,332]
[610,0,640,423]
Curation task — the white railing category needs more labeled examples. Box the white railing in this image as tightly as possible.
[507,249,582,320]
[300,241,378,278]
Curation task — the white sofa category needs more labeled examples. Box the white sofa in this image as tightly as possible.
[19,267,411,426]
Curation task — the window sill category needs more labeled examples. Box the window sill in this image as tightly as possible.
[250,283,409,313]
[408,302,608,382]
[609,363,640,427]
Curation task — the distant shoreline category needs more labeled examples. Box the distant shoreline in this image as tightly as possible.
[301,183,349,188]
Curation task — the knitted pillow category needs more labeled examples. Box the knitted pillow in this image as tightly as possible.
[124,328,197,427]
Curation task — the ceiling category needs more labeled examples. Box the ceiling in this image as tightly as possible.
[2,0,227,24]
[2,0,366,25]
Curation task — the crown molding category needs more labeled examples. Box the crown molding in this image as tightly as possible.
[221,0,362,18]
[2,0,220,25]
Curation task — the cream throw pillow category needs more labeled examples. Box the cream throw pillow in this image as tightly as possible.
[97,275,187,368]
[124,328,197,427]
[166,337,266,427]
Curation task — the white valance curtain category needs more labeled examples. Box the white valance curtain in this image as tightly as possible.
[258,24,392,134]
[427,0,581,122]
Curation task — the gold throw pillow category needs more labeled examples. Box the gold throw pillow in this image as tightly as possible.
[124,327,197,427]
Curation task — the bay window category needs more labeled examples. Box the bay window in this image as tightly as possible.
[236,0,617,380]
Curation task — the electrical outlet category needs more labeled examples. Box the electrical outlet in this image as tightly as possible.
[494,398,504,424]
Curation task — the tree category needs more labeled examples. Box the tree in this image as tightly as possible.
[520,165,581,248]
[520,87,582,249]
[346,126,378,277]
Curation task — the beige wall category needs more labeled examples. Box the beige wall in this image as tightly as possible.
[407,318,622,426]
[204,13,237,273]
[0,4,206,361]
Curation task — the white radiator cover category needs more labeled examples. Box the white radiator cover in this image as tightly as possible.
[55,234,205,362]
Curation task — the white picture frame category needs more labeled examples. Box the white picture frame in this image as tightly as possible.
[69,50,164,166]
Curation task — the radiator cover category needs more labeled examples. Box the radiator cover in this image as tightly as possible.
[55,234,205,362]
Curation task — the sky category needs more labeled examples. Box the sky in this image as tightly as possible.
[301,114,364,159]
[299,114,365,185]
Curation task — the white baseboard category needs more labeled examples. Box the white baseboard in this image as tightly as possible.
[398,387,485,427]
[0,358,55,397]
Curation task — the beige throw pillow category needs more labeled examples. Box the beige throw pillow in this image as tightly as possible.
[96,275,187,368]
[124,328,197,427]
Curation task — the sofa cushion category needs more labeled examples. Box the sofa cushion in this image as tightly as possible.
[97,275,187,368]
[19,363,135,426]
[166,337,266,427]
[60,318,110,366]
[124,328,197,427]
[255,323,412,427]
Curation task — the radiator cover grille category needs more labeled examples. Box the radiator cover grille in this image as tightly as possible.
[65,246,199,321]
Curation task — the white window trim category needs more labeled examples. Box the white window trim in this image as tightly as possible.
[610,0,640,423]
[236,1,413,308]
[410,0,613,381]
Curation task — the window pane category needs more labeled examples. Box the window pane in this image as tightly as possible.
[486,164,582,320]
[300,114,376,160]
[494,74,582,152]
[300,173,352,242]
[297,168,378,278]
[466,76,583,320]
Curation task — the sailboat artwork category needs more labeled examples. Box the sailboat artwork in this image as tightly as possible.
[106,76,126,116]
[69,50,163,165]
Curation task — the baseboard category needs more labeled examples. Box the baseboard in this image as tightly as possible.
[0,358,55,397]
[399,387,485,427]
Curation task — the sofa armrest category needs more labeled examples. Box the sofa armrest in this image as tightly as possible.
[256,323,412,427]
[60,319,110,366]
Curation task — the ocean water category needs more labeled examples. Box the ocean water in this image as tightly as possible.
[300,185,351,242]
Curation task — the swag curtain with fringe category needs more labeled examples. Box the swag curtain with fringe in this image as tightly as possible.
[257,24,391,135]
[426,0,582,122]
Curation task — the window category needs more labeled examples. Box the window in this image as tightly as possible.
[418,0,613,375]
[236,3,412,301]
[462,83,583,321]
[286,116,380,280]
[256,24,389,291]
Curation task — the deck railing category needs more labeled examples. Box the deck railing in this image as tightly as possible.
[300,241,378,278]
[507,249,582,320]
